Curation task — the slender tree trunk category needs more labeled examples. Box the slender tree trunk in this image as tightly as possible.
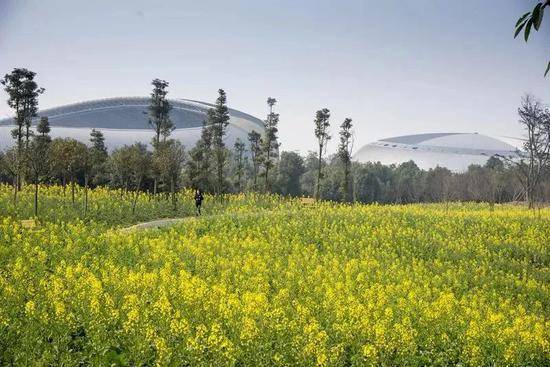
[171,178,176,212]
[237,169,242,192]
[265,142,272,192]
[527,186,535,209]
[132,176,142,215]
[12,175,18,205]
[34,179,38,218]
[343,162,350,203]
[265,166,270,193]
[71,179,75,206]
[84,174,89,216]
[16,128,23,191]
[316,145,322,201]
[153,178,158,197]
[217,150,223,196]
[62,176,67,196]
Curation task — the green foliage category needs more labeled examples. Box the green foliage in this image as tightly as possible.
[314,108,331,200]
[207,89,231,194]
[275,151,304,196]
[514,1,549,75]
[148,79,174,145]
[261,97,280,191]
[247,130,263,188]
[233,138,246,191]
[338,118,353,202]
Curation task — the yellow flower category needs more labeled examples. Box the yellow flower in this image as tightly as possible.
[24,300,36,316]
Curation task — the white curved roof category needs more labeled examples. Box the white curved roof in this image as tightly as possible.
[0,97,264,151]
[354,133,520,172]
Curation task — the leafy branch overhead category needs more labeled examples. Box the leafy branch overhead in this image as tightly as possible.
[514,1,550,76]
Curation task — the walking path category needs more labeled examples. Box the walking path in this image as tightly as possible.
[119,208,299,233]
[120,217,194,232]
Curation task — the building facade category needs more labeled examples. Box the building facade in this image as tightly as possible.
[354,133,521,172]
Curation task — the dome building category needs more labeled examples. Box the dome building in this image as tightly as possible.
[353,133,520,172]
[0,97,265,151]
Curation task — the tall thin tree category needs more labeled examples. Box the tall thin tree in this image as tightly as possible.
[27,116,51,217]
[148,79,173,145]
[233,138,246,192]
[89,129,109,186]
[499,95,550,208]
[338,118,354,202]
[186,120,213,191]
[261,97,280,192]
[314,108,331,200]
[208,89,231,195]
[147,79,173,195]
[155,140,185,211]
[247,130,263,189]
[1,68,44,201]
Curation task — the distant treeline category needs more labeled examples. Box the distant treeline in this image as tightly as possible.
[1,134,548,206]
[1,68,549,216]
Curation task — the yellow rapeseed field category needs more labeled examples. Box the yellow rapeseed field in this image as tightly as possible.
[0,186,548,366]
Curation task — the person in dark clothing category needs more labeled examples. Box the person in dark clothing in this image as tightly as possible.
[194,189,204,216]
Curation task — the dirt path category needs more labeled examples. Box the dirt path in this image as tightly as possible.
[119,209,306,232]
[120,217,195,232]
[119,208,295,233]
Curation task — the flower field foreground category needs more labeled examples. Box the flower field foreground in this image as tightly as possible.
[0,184,288,225]
[0,199,549,366]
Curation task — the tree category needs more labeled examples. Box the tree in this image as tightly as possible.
[37,116,50,137]
[109,143,151,212]
[233,138,246,192]
[81,146,92,216]
[275,151,305,196]
[1,68,45,198]
[128,143,151,214]
[0,151,6,182]
[337,118,354,202]
[501,95,550,208]
[186,120,213,191]
[392,161,422,203]
[353,164,382,203]
[27,117,51,217]
[154,140,185,211]
[148,79,173,195]
[261,97,280,192]
[514,1,550,76]
[313,108,331,200]
[0,148,19,203]
[208,89,231,195]
[423,167,453,202]
[485,156,504,171]
[352,162,395,203]
[483,157,509,205]
[89,129,109,186]
[109,145,133,193]
[247,130,263,189]
[48,138,88,205]
[148,79,174,146]
[300,151,322,197]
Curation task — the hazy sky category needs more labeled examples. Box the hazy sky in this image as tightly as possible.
[0,0,548,154]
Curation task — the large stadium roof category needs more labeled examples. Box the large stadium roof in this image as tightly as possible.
[354,132,521,172]
[0,97,265,151]
[0,96,264,130]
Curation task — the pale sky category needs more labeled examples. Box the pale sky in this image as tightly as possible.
[0,0,548,154]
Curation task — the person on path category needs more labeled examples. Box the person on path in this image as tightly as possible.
[194,189,204,216]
